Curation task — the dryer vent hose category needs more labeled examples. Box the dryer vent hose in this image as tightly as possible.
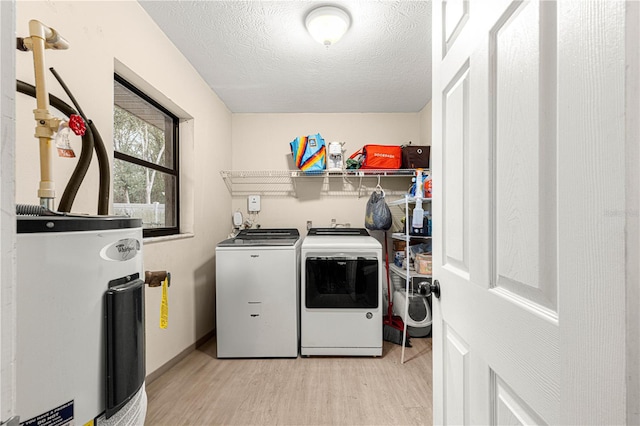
[16,204,52,216]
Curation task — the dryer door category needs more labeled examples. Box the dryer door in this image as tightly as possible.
[304,256,379,309]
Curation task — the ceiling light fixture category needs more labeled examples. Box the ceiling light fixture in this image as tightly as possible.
[305,6,351,47]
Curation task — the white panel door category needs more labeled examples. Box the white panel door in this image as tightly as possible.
[0,0,16,423]
[432,1,628,424]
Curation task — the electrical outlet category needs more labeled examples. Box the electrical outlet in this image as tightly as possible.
[248,195,261,212]
[233,211,243,227]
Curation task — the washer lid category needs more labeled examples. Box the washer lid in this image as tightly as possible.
[218,228,300,246]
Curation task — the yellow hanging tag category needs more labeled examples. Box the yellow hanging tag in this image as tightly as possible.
[160,275,169,329]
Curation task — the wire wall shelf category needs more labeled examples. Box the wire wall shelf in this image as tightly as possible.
[220,169,421,198]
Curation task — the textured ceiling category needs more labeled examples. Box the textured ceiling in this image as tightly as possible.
[139,1,432,113]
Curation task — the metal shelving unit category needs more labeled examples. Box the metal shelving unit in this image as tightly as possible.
[388,172,432,364]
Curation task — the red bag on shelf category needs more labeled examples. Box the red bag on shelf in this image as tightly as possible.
[349,145,402,169]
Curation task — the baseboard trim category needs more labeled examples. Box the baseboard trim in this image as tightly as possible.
[145,329,215,385]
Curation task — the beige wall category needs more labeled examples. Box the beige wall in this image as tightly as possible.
[15,1,232,375]
[230,113,425,234]
[420,101,432,146]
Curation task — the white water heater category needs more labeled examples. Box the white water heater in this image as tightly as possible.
[16,215,147,425]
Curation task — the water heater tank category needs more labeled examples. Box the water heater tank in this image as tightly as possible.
[16,215,146,425]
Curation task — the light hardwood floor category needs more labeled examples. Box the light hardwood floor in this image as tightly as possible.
[145,336,433,425]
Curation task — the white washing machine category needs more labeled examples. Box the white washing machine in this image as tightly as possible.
[216,228,301,358]
[301,228,382,356]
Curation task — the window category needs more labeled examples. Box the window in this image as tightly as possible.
[113,74,179,237]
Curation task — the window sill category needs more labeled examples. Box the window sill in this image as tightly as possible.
[143,232,194,244]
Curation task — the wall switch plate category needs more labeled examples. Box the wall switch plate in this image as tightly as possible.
[248,195,261,212]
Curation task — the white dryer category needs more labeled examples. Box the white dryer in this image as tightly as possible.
[301,228,382,356]
[216,228,301,358]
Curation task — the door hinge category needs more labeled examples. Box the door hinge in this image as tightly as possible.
[1,416,20,426]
